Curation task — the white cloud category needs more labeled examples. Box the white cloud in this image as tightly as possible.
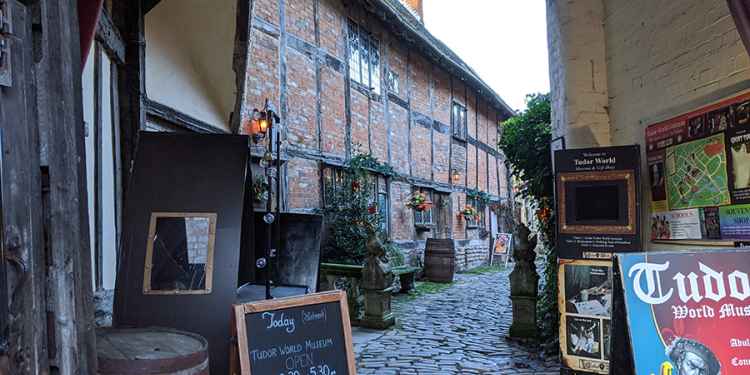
[424,0,550,111]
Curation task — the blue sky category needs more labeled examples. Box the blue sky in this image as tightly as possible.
[424,0,550,111]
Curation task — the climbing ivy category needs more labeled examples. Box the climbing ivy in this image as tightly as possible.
[499,93,558,353]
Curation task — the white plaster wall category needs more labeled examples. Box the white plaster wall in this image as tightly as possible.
[602,0,750,249]
[546,0,612,149]
[145,0,237,131]
[83,51,97,290]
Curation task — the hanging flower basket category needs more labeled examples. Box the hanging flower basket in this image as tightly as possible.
[405,191,432,212]
[458,205,479,221]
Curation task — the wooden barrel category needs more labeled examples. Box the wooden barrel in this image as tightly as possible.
[423,238,456,283]
[96,328,209,375]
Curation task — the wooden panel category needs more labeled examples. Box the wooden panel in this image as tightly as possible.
[0,1,49,372]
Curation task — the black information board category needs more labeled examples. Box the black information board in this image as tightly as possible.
[233,290,356,375]
[554,145,642,259]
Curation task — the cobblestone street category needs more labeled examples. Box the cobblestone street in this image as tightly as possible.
[353,266,559,374]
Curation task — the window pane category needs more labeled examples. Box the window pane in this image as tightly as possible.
[348,24,361,84]
[378,192,388,232]
[370,38,380,95]
[360,33,370,88]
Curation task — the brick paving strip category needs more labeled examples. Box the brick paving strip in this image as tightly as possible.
[352,267,560,374]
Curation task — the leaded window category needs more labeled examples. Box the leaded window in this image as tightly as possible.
[348,20,381,95]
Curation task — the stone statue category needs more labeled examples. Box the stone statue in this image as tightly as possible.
[360,236,396,329]
[509,222,539,338]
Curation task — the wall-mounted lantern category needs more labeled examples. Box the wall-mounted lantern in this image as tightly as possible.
[451,169,461,185]
[248,99,279,144]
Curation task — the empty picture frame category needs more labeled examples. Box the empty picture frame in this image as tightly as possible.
[143,212,217,295]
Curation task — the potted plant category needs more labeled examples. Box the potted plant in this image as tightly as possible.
[458,205,479,222]
[405,191,432,212]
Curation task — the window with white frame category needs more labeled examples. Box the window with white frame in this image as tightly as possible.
[348,20,381,95]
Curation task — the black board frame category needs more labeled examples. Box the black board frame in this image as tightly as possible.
[231,290,356,375]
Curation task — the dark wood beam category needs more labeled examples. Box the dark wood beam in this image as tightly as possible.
[95,9,125,64]
[145,99,227,134]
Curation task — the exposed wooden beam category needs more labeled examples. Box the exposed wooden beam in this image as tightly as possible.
[95,9,125,64]
[145,99,226,134]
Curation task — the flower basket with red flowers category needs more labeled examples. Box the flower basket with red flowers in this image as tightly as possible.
[458,205,479,221]
[405,191,432,212]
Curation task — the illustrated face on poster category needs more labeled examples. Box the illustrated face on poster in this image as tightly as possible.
[617,250,750,375]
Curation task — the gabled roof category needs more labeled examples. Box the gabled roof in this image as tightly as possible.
[364,0,516,119]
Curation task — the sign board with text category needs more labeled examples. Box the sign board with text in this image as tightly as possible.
[616,249,750,375]
[554,145,642,259]
[232,290,356,375]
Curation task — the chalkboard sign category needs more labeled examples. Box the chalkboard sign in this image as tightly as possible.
[232,290,356,375]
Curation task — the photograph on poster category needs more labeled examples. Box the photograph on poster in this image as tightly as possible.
[650,209,702,240]
[648,153,666,202]
[708,107,732,134]
[564,264,612,317]
[701,207,722,239]
[733,99,750,127]
[566,316,602,359]
[687,115,706,139]
[728,128,750,197]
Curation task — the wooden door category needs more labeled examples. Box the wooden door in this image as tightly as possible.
[433,193,452,239]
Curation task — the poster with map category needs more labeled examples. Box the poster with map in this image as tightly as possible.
[665,133,731,210]
[645,91,750,242]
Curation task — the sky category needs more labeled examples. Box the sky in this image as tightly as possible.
[423,0,550,112]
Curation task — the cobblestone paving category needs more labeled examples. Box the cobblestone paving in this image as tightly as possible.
[354,267,559,374]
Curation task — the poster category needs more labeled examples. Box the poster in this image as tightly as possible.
[494,233,512,254]
[554,145,641,259]
[645,92,750,242]
[559,260,613,374]
[719,204,750,240]
[617,249,750,375]
[650,209,702,240]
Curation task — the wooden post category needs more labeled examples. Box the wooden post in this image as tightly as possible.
[35,0,98,373]
[0,2,50,373]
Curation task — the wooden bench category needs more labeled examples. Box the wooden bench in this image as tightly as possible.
[391,266,419,293]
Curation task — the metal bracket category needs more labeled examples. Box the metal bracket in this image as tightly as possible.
[0,0,12,88]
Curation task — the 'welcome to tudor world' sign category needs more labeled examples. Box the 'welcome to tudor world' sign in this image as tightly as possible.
[616,249,750,375]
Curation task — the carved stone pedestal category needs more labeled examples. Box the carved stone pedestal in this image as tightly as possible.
[360,237,396,329]
[509,223,539,339]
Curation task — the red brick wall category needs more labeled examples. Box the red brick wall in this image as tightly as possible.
[433,68,451,125]
[478,149,487,191]
[350,90,369,152]
[410,124,431,180]
[254,0,279,26]
[452,192,465,239]
[387,41,408,100]
[409,54,430,115]
[319,0,345,59]
[389,104,409,175]
[433,132,450,184]
[370,99,387,162]
[467,144,477,189]
[489,156,499,196]
[466,91,477,139]
[320,66,346,156]
[477,101,488,144]
[390,181,413,240]
[246,29,279,115]
[286,49,317,149]
[287,157,321,209]
[285,0,314,44]
[450,144,466,186]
